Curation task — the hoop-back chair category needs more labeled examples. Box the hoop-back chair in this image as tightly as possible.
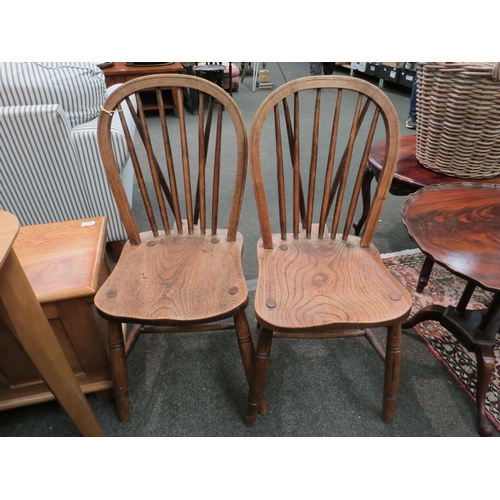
[246,76,413,426]
[94,74,255,422]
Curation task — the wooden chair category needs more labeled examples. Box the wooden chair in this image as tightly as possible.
[245,76,413,426]
[94,74,255,422]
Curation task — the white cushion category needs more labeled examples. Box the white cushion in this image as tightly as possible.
[0,62,106,128]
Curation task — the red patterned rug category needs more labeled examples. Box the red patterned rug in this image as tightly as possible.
[382,249,500,432]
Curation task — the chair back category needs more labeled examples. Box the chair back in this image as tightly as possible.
[249,75,401,249]
[97,74,248,246]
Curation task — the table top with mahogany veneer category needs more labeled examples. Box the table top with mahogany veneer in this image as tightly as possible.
[403,183,500,290]
[402,184,500,437]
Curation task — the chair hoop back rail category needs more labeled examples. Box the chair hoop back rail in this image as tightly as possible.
[246,76,413,426]
[95,74,256,422]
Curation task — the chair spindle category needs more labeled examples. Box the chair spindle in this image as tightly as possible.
[178,87,194,234]
[283,98,306,228]
[342,107,380,240]
[274,104,287,240]
[118,100,158,241]
[318,89,342,239]
[211,103,224,236]
[157,90,183,234]
[198,93,207,235]
[293,92,301,239]
[305,89,322,238]
[137,91,170,235]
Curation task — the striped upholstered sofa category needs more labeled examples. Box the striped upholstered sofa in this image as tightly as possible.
[0,62,136,244]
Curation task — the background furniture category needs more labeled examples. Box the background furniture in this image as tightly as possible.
[193,63,226,90]
[354,135,500,292]
[0,211,103,437]
[0,216,113,412]
[240,62,267,91]
[347,62,417,89]
[102,62,184,114]
[245,76,413,426]
[0,62,137,245]
[222,63,239,93]
[94,74,258,422]
[402,183,500,437]
[195,63,239,94]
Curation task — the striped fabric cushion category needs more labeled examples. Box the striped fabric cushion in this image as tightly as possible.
[0,104,95,224]
[0,62,106,128]
[0,104,128,242]
[0,74,137,243]
[71,114,133,242]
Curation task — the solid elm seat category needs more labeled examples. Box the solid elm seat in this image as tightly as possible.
[255,229,410,333]
[0,216,113,412]
[99,227,246,324]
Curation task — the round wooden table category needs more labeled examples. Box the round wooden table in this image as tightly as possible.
[354,135,500,291]
[355,135,500,230]
[401,183,500,437]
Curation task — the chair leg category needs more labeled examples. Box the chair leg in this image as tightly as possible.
[234,312,267,415]
[108,321,129,422]
[382,322,403,423]
[234,311,256,386]
[245,326,273,427]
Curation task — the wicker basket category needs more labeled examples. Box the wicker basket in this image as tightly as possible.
[416,62,500,179]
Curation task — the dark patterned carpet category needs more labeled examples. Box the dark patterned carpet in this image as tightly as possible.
[383,249,500,432]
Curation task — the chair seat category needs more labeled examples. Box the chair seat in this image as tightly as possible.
[254,231,412,334]
[95,226,248,325]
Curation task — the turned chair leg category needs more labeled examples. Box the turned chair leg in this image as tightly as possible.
[234,312,267,415]
[245,327,273,426]
[108,321,129,422]
[382,323,403,423]
[234,311,256,385]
